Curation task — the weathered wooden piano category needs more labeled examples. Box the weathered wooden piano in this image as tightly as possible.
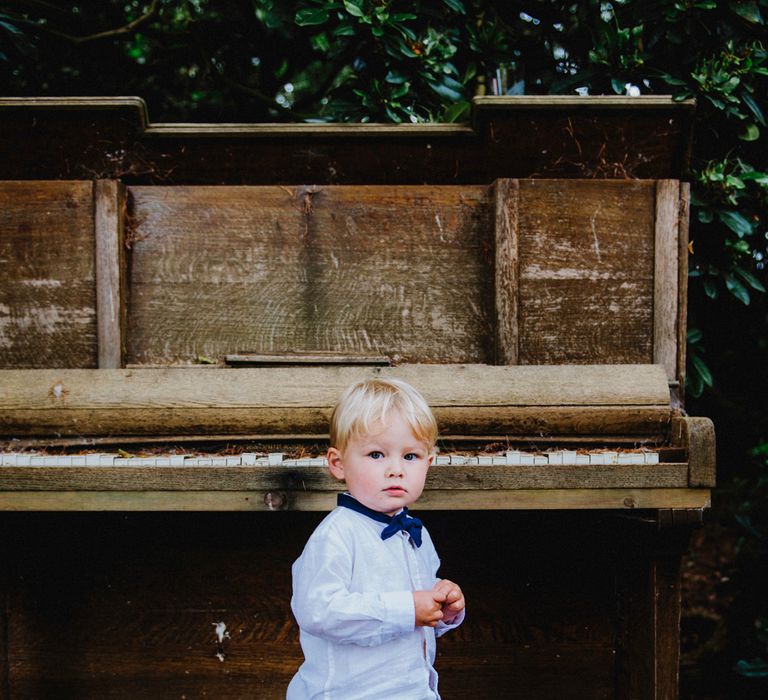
[0,96,714,699]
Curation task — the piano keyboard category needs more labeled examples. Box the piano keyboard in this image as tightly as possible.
[0,450,660,467]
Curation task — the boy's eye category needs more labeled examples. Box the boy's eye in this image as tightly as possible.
[404,453,418,461]
[368,451,384,459]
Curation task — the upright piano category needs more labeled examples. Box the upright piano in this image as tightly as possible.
[0,96,713,699]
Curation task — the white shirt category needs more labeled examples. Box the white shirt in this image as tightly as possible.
[288,503,464,699]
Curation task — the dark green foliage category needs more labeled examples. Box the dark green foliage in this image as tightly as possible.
[1,0,767,689]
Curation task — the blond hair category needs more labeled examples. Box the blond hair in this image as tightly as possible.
[329,378,438,453]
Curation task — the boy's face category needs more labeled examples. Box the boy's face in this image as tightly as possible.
[327,410,434,516]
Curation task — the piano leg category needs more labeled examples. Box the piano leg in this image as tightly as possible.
[614,509,703,700]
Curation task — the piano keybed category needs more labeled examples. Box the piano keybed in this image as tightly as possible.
[0,448,661,468]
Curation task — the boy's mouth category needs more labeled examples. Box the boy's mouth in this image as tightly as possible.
[384,486,406,494]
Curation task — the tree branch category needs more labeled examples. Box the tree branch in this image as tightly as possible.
[19,0,161,44]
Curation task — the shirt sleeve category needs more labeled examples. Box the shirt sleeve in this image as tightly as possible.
[291,522,416,647]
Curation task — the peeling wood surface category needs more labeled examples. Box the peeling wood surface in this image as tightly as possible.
[516,180,657,365]
[125,185,493,365]
[94,180,126,369]
[493,179,519,364]
[0,181,96,368]
[653,180,680,380]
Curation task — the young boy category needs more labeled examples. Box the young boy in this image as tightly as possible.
[288,378,465,699]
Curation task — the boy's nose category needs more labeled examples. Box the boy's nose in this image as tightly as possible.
[386,460,405,477]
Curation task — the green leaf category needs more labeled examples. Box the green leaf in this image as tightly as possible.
[442,100,470,122]
[295,8,329,26]
[610,78,625,94]
[741,171,768,185]
[698,208,714,223]
[390,83,409,99]
[385,70,408,84]
[735,267,766,292]
[731,2,764,24]
[687,328,703,343]
[442,0,467,12]
[739,123,760,140]
[333,23,355,36]
[429,81,463,101]
[343,0,365,18]
[691,354,714,388]
[734,658,768,678]
[703,278,718,299]
[725,273,751,304]
[742,91,766,126]
[718,209,754,237]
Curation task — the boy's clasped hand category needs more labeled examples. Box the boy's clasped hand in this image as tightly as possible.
[414,579,465,627]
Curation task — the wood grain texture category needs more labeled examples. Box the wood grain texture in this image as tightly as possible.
[0,488,711,511]
[0,181,96,368]
[125,185,493,365]
[0,364,671,438]
[672,416,716,488]
[516,180,657,364]
[493,179,519,364]
[0,463,690,492]
[654,180,681,381]
[677,183,690,389]
[94,180,126,369]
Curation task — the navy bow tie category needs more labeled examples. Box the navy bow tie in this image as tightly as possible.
[337,493,423,547]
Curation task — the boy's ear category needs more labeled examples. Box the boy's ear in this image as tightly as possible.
[327,447,345,481]
[428,452,435,467]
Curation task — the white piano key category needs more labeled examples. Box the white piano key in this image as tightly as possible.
[477,455,493,466]
[310,458,326,467]
[534,455,548,465]
[210,457,228,467]
[31,456,45,466]
[195,458,212,467]
[602,451,618,464]
[589,453,606,465]
[85,453,101,467]
[57,456,73,467]
[170,455,187,467]
[617,453,643,465]
[17,454,32,467]
[225,457,240,466]
[548,452,563,465]
[71,455,87,467]
[42,456,59,466]
[113,458,130,466]
[562,451,577,465]
[282,459,300,467]
[155,457,170,467]
[241,453,257,466]
[435,456,450,465]
[450,455,472,466]
[505,451,522,466]
[1,453,17,466]
[644,451,659,465]
[268,452,283,466]
[576,454,590,465]
[99,455,115,466]
[492,456,506,465]
[520,454,534,466]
